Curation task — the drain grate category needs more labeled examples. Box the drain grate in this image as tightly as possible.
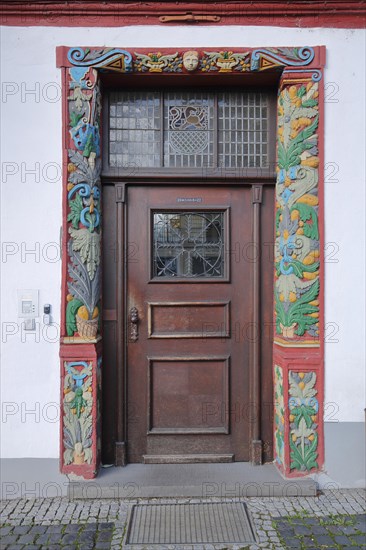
[126,502,256,545]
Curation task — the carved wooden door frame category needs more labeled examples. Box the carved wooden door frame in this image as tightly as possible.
[57,45,325,479]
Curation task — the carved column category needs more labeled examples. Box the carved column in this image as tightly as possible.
[59,64,103,478]
[273,68,324,476]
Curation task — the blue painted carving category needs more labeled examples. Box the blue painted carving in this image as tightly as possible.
[283,68,322,82]
[66,361,89,387]
[68,47,133,72]
[251,47,315,70]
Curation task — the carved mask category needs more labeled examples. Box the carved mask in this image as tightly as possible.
[183,51,199,72]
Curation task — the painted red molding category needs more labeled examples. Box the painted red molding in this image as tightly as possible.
[2,1,365,28]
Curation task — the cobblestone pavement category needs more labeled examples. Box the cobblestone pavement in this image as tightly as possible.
[0,490,365,549]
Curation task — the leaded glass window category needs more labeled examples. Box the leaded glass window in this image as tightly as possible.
[164,93,214,168]
[153,212,225,278]
[108,90,271,170]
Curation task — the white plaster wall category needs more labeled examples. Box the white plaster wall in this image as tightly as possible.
[0,25,365,458]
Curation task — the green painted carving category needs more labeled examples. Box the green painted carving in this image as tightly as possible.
[275,81,320,344]
[67,245,100,339]
[66,298,83,336]
[63,361,93,465]
[289,371,319,471]
[67,193,83,229]
[69,228,101,280]
[66,67,102,339]
[275,279,319,337]
[201,51,250,72]
[274,365,285,466]
[134,52,183,72]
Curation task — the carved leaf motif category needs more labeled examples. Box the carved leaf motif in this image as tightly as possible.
[292,417,313,439]
[289,371,317,399]
[68,150,101,187]
[84,448,92,464]
[69,228,101,280]
[276,273,314,301]
[292,107,318,120]
[67,194,83,229]
[64,449,74,465]
[67,244,101,317]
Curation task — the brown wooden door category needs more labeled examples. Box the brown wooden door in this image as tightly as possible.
[126,184,260,463]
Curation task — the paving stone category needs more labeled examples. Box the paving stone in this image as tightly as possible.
[301,536,317,545]
[84,523,98,531]
[35,534,50,544]
[12,525,31,535]
[97,530,113,541]
[28,526,47,535]
[0,525,12,535]
[17,533,37,544]
[99,522,115,530]
[61,533,79,544]
[294,524,312,535]
[351,534,366,545]
[333,534,354,544]
[47,525,64,533]
[309,525,329,535]
[0,535,18,544]
[314,534,335,545]
[282,539,302,548]
[79,532,96,544]
[64,523,81,533]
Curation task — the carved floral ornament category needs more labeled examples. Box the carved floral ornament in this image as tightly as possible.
[66,46,321,79]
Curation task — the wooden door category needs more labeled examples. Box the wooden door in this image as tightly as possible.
[127,185,256,463]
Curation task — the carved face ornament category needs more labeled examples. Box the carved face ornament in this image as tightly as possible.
[183,50,199,72]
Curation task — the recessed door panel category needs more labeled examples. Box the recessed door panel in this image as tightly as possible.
[126,186,252,463]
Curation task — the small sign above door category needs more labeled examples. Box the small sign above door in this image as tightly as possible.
[176,197,203,203]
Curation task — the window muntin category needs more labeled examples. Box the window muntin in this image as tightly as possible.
[109,90,270,170]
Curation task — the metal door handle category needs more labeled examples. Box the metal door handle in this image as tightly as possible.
[129,307,139,342]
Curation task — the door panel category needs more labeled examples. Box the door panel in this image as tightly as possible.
[127,185,252,463]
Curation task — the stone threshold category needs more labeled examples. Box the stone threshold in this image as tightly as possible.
[68,462,317,499]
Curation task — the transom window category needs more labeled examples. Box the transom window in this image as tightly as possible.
[108,90,273,171]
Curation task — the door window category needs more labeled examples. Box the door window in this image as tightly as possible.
[152,211,225,278]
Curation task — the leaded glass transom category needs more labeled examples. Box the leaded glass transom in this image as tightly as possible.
[164,93,214,167]
[108,90,271,170]
[153,212,224,278]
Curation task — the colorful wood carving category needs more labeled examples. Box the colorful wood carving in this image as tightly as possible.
[66,46,316,75]
[275,81,320,346]
[66,67,102,341]
[289,371,319,471]
[63,361,93,466]
[200,51,250,72]
[134,52,183,72]
[274,365,285,466]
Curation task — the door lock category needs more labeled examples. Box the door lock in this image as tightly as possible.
[129,307,139,342]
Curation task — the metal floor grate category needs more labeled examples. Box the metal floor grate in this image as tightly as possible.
[126,502,256,545]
